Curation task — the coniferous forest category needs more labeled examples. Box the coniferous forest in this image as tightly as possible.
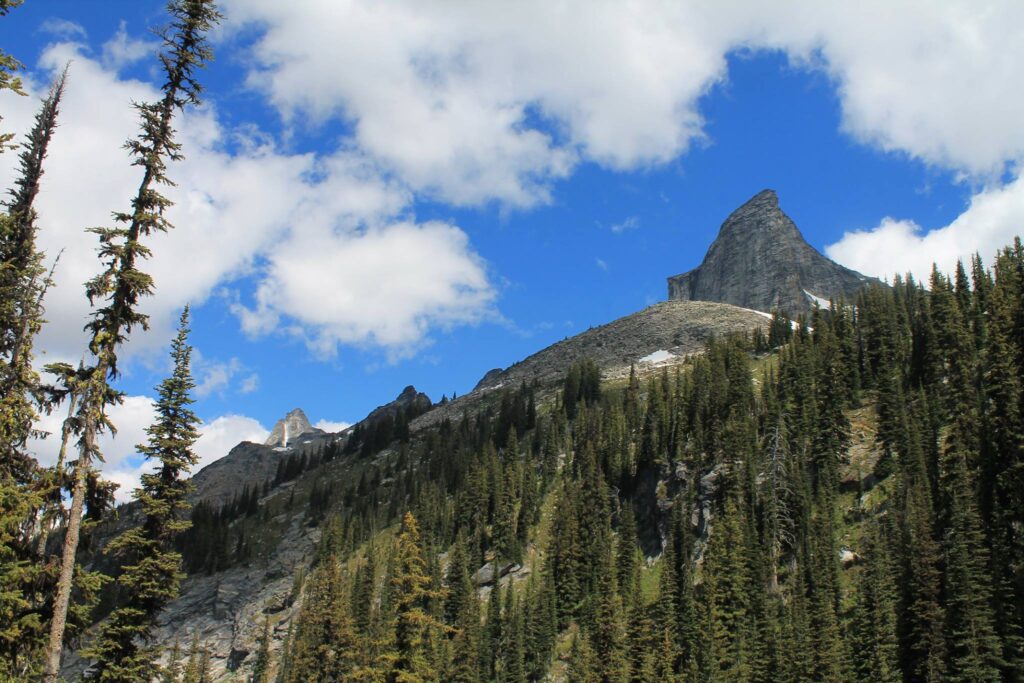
[249,251,1024,683]
[1,1,1023,682]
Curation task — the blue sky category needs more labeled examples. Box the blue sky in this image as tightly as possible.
[3,1,1022,496]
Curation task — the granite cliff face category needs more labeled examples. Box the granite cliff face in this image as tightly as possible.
[667,189,877,315]
[265,408,320,448]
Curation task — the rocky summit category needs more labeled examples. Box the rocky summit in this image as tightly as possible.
[265,408,320,448]
[667,189,878,315]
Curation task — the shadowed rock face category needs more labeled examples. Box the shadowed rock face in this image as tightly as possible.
[667,189,878,315]
[265,408,318,448]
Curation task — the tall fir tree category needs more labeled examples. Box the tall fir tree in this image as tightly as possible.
[85,308,201,681]
[42,3,221,679]
[0,68,66,680]
[390,511,447,683]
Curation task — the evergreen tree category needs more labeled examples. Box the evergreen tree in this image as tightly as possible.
[251,618,271,683]
[700,495,752,682]
[42,3,221,679]
[0,69,66,680]
[567,630,597,683]
[287,556,358,681]
[390,512,447,682]
[85,308,202,680]
[162,639,183,683]
[850,522,901,683]
[943,452,1003,682]
[446,534,480,683]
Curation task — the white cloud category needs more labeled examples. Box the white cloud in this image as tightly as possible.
[595,258,608,271]
[235,220,495,357]
[0,37,495,362]
[313,419,351,433]
[225,0,1024,203]
[194,356,243,398]
[826,174,1024,282]
[752,1,1024,176]
[194,414,269,472]
[239,373,260,394]
[29,400,270,503]
[611,216,640,234]
[39,18,86,40]
[101,21,158,71]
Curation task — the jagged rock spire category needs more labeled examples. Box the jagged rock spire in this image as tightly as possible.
[265,408,315,448]
[667,189,878,315]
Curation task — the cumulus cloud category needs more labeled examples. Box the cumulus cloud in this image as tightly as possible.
[313,419,352,433]
[225,1,1024,195]
[29,400,269,503]
[194,355,244,398]
[826,174,1024,282]
[223,0,1024,274]
[0,34,495,362]
[193,414,270,472]
[101,21,158,70]
[234,221,494,357]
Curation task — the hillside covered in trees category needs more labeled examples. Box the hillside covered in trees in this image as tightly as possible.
[1,0,1023,681]
[206,246,1023,682]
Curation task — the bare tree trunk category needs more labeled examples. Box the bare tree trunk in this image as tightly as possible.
[42,422,92,683]
[35,391,76,558]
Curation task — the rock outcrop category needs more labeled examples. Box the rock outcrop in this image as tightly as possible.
[667,189,878,315]
[265,408,320,448]
[416,299,768,430]
[364,386,432,423]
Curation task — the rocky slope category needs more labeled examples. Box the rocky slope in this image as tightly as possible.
[667,189,878,315]
[415,299,768,430]
[66,247,777,679]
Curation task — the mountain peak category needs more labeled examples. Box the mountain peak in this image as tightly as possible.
[742,188,778,208]
[265,408,317,448]
[667,190,878,315]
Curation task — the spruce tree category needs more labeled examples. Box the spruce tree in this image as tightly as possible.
[700,495,752,682]
[85,308,201,680]
[287,556,358,681]
[0,69,66,680]
[390,511,448,682]
[850,522,901,683]
[251,618,271,683]
[162,639,183,683]
[567,629,597,683]
[42,3,220,679]
[446,543,480,683]
[943,452,1002,682]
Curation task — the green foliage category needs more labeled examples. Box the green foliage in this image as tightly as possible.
[0,68,66,680]
[84,309,201,680]
[251,240,1024,683]
[41,2,221,679]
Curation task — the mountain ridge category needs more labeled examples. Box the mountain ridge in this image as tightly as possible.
[667,189,879,315]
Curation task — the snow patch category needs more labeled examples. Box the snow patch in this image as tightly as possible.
[639,349,676,364]
[740,307,774,320]
[803,289,831,309]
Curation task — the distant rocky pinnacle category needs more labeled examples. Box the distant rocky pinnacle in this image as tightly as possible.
[265,408,318,448]
[667,189,878,315]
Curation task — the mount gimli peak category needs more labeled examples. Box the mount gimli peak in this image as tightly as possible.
[265,408,320,448]
[668,189,879,315]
